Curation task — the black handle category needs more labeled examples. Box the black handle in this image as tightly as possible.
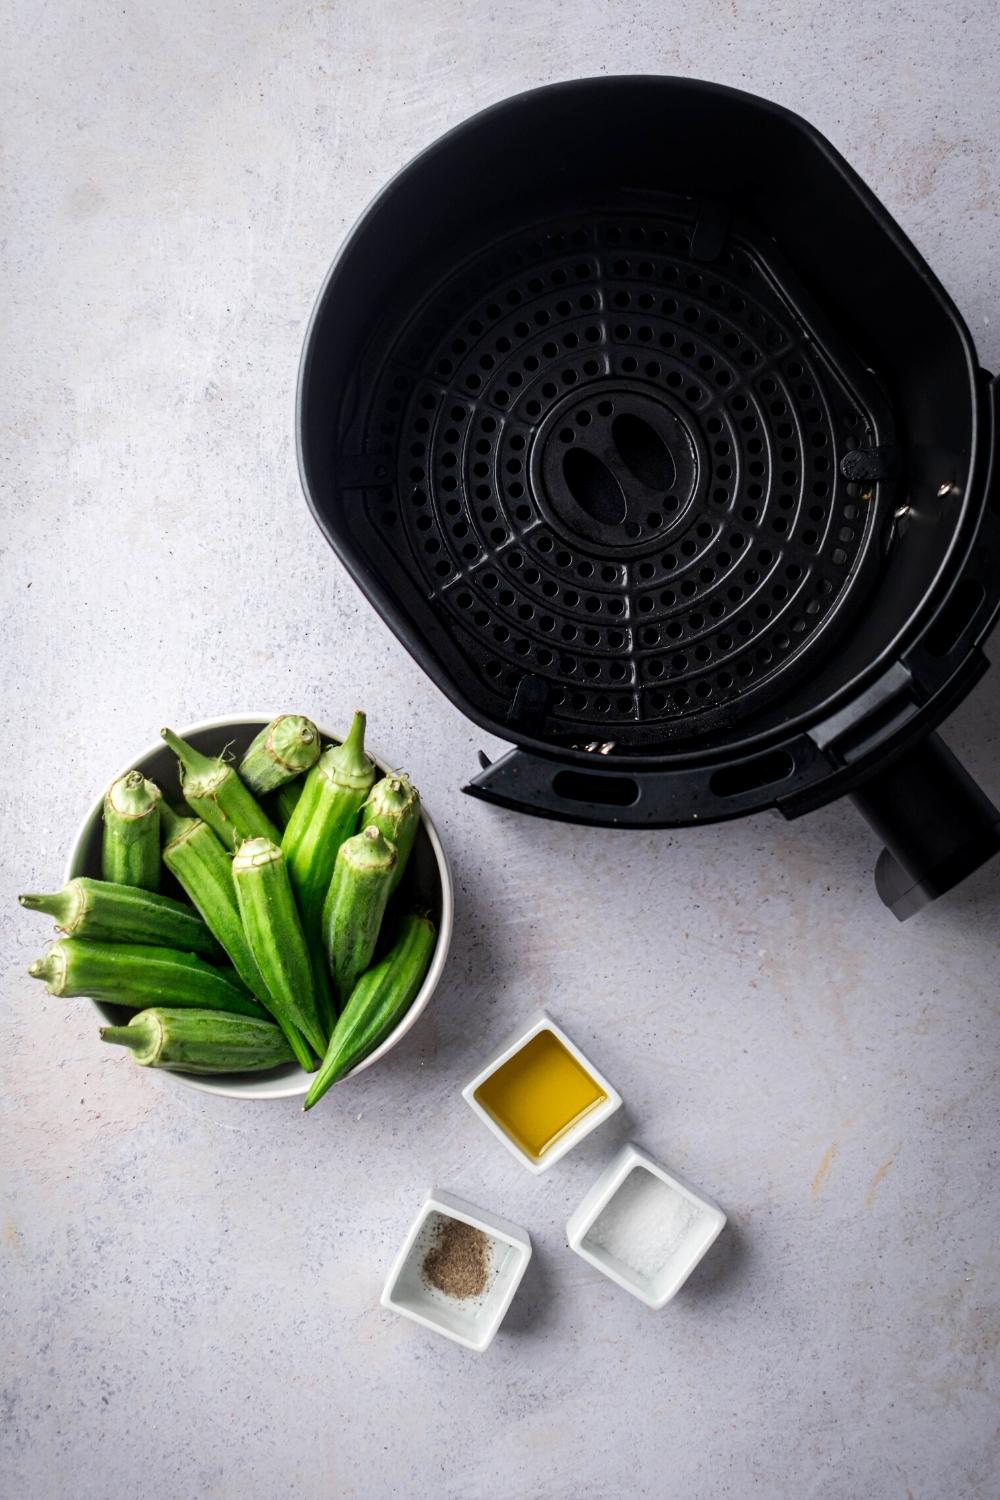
[465,748,652,826]
[850,732,1000,919]
[463,742,818,828]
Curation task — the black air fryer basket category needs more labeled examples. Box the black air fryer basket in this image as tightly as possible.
[298,78,1000,919]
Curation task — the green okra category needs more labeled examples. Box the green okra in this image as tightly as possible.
[304,912,436,1111]
[102,770,162,890]
[19,877,217,956]
[159,803,281,1012]
[265,779,304,830]
[238,715,321,796]
[101,1007,294,1074]
[282,711,375,1026]
[160,728,279,851]
[28,937,269,1020]
[359,773,420,896]
[322,825,397,1004]
[231,838,326,1064]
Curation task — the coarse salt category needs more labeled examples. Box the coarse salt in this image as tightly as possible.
[585,1166,702,1282]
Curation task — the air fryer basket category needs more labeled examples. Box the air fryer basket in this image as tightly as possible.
[299,78,1000,917]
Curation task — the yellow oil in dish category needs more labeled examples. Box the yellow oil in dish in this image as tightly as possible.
[474,1028,607,1161]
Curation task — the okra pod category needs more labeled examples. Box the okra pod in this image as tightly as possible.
[159,804,280,1004]
[360,773,421,896]
[238,714,321,795]
[322,826,397,1004]
[265,778,304,830]
[28,937,269,1020]
[160,728,279,851]
[304,912,436,1110]
[282,711,375,1019]
[101,1007,294,1074]
[19,877,217,956]
[231,838,326,1063]
[102,770,162,890]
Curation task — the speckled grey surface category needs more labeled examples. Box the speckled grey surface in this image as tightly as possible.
[3,3,1000,1497]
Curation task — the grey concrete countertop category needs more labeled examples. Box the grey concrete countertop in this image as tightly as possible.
[3,3,999,1496]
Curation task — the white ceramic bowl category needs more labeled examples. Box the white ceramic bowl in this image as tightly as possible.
[381,1189,532,1352]
[65,714,453,1100]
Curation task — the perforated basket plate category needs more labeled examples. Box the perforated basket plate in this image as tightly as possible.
[335,205,894,750]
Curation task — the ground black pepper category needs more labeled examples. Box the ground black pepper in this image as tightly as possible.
[421,1216,490,1299]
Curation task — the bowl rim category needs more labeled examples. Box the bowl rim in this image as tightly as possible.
[64,712,454,1100]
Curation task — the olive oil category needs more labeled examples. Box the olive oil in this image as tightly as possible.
[474,1027,607,1161]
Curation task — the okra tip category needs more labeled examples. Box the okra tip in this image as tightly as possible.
[303,1063,343,1111]
[100,1024,143,1050]
[19,892,56,913]
[343,709,367,749]
[106,768,161,818]
[160,727,218,778]
[232,835,282,870]
[28,951,58,981]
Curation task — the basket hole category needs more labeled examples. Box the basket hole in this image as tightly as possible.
[552,771,639,807]
[611,413,676,492]
[563,444,626,528]
[710,749,795,798]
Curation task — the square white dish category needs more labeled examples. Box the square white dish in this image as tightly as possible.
[380,1190,532,1352]
[566,1142,726,1308]
[461,1013,621,1174]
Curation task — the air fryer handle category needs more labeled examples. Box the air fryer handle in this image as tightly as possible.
[464,748,658,826]
[850,732,1000,920]
[462,744,806,826]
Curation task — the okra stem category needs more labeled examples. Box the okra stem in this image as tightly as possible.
[19,892,68,919]
[28,952,63,985]
[340,709,366,761]
[161,727,279,850]
[159,729,219,781]
[99,1025,142,1050]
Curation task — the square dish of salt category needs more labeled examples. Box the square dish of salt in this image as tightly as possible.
[566,1143,726,1308]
